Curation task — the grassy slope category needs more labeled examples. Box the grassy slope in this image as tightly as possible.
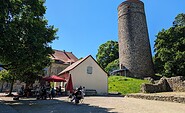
[108,76,149,95]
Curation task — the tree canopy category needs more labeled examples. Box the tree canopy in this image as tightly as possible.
[154,13,185,77]
[0,0,57,81]
[0,70,13,82]
[96,40,119,69]
[105,59,119,74]
[173,13,185,27]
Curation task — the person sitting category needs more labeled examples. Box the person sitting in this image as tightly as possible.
[75,89,82,100]
[36,86,41,100]
[70,88,82,103]
[55,87,59,96]
[69,89,76,102]
[20,86,24,95]
[41,86,47,99]
[50,87,55,99]
[78,86,82,91]
[17,85,24,97]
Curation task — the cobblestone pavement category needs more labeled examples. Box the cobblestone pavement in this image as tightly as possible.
[0,92,185,113]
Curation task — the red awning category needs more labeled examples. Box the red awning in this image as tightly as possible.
[43,75,66,82]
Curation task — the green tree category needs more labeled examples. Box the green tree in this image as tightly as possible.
[0,0,57,93]
[105,59,119,74]
[96,40,119,69]
[173,13,185,26]
[154,14,185,77]
[0,0,57,74]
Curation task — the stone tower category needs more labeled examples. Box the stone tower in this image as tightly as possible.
[118,0,154,78]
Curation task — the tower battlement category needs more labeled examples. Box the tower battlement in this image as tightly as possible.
[118,0,144,19]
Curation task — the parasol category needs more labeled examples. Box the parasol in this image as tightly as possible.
[43,75,66,82]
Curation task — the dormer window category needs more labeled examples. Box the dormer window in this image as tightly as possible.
[55,60,64,64]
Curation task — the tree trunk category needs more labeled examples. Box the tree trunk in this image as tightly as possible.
[0,81,4,92]
[8,79,14,96]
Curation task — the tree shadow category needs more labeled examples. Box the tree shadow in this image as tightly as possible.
[3,97,117,113]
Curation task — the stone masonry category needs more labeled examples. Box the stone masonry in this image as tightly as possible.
[127,93,185,104]
[141,76,185,93]
[118,0,154,78]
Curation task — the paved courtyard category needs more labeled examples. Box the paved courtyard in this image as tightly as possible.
[0,93,185,113]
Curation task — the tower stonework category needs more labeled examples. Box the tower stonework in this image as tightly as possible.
[118,0,154,78]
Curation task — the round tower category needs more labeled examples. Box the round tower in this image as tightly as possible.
[118,0,154,78]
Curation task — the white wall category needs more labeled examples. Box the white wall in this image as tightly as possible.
[69,56,108,95]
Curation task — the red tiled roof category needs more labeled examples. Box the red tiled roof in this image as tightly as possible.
[65,51,78,62]
[51,50,78,63]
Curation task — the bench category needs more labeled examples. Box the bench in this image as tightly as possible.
[85,89,97,96]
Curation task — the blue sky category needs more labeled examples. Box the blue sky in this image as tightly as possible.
[45,0,185,59]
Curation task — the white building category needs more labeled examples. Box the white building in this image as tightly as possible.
[58,55,108,95]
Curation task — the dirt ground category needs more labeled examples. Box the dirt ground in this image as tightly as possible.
[1,95,185,113]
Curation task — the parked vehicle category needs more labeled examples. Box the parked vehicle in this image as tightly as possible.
[68,89,83,104]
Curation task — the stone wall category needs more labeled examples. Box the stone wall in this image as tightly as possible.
[127,93,185,103]
[166,76,185,92]
[141,76,185,93]
[47,63,69,76]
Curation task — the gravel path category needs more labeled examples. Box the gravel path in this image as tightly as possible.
[78,96,185,113]
[1,95,185,113]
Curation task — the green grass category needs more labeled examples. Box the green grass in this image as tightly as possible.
[108,76,149,95]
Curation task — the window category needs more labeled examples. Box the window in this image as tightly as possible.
[87,66,93,74]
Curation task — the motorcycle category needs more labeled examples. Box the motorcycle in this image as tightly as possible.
[69,90,83,104]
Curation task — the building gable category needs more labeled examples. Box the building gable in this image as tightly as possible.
[58,55,108,76]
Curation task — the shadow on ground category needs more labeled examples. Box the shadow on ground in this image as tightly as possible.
[3,97,116,113]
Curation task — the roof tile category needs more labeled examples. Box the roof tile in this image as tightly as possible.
[51,50,78,63]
